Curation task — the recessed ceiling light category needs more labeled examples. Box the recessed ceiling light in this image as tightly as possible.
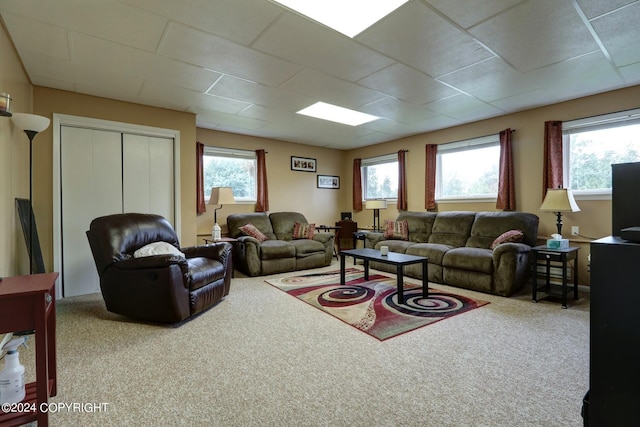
[297,102,379,126]
[271,0,409,38]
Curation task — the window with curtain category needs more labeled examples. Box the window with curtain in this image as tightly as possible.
[563,108,640,198]
[361,153,398,200]
[436,134,500,201]
[203,146,257,202]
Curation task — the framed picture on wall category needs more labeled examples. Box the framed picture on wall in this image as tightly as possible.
[291,156,317,172]
[317,175,340,189]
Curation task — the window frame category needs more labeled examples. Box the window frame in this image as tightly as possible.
[562,108,640,201]
[361,153,399,201]
[203,146,257,203]
[435,134,500,203]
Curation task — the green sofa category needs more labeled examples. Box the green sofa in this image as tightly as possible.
[365,211,539,296]
[227,212,334,276]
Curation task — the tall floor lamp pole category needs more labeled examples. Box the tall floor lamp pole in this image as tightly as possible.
[11,113,50,274]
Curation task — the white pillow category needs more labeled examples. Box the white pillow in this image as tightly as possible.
[134,241,185,258]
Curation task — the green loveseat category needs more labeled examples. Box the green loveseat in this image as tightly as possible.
[227,212,334,276]
[365,211,539,296]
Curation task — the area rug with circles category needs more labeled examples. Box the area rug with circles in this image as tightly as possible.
[265,268,489,341]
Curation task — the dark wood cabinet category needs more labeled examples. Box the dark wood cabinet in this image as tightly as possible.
[589,236,640,426]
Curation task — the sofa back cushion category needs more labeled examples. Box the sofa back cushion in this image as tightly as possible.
[227,213,276,240]
[428,211,476,247]
[396,211,438,243]
[466,211,539,248]
[270,212,310,240]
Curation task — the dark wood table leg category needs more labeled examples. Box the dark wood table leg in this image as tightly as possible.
[363,259,369,280]
[422,260,429,298]
[574,254,579,300]
[397,264,404,304]
[561,254,568,309]
[340,254,346,286]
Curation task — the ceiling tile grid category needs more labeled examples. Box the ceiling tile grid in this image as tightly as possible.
[1,0,639,150]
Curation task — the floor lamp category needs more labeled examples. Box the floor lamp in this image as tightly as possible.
[12,113,51,274]
[365,199,387,232]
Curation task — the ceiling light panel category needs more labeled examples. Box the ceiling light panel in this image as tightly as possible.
[271,0,410,38]
[297,102,379,126]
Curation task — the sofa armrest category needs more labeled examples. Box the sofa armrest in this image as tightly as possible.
[492,243,533,296]
[365,231,385,248]
[313,232,334,245]
[113,255,188,270]
[182,242,231,261]
[231,236,262,276]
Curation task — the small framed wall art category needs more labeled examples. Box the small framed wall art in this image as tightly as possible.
[291,156,317,172]
[317,175,340,189]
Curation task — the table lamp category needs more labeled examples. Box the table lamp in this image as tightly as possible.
[539,188,580,236]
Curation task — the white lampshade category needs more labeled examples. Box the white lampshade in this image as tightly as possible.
[11,113,50,133]
[209,187,236,205]
[365,199,387,210]
[540,188,580,212]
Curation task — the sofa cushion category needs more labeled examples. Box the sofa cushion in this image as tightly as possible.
[260,240,296,260]
[406,243,453,266]
[187,257,226,291]
[397,211,437,243]
[466,211,539,248]
[443,247,494,274]
[240,223,269,242]
[270,212,311,240]
[227,212,276,240]
[292,221,315,240]
[290,238,325,256]
[374,239,414,254]
[428,211,476,247]
[383,220,409,240]
[490,229,524,249]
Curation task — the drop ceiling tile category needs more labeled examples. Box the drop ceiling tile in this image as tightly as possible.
[358,63,461,105]
[207,75,314,112]
[359,96,439,124]
[121,0,283,46]
[576,0,636,19]
[490,88,560,113]
[0,0,167,52]
[425,94,504,122]
[469,0,599,72]
[526,51,624,101]
[253,11,394,82]
[439,57,539,102]
[1,12,71,60]
[280,69,384,109]
[357,1,494,77]
[140,81,250,114]
[591,2,640,67]
[619,61,640,83]
[426,0,525,29]
[158,22,303,87]
[72,33,222,93]
[196,109,267,132]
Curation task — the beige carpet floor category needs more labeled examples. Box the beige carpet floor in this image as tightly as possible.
[18,260,590,426]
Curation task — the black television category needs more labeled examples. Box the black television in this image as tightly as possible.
[612,162,640,238]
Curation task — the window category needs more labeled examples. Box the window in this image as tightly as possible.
[436,135,500,200]
[563,108,640,197]
[203,146,257,202]
[361,153,398,200]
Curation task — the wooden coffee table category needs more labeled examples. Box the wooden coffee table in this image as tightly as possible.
[340,248,428,304]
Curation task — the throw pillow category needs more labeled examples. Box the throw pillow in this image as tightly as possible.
[490,229,524,249]
[239,223,269,242]
[292,222,316,240]
[383,220,409,240]
[134,241,185,258]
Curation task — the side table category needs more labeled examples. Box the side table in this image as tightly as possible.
[0,272,58,426]
[531,245,579,308]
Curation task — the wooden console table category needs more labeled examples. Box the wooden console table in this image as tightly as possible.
[0,272,58,426]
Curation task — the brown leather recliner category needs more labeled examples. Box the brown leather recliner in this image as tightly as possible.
[86,213,232,323]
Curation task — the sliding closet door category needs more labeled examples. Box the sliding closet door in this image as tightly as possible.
[122,134,175,223]
[61,126,123,297]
